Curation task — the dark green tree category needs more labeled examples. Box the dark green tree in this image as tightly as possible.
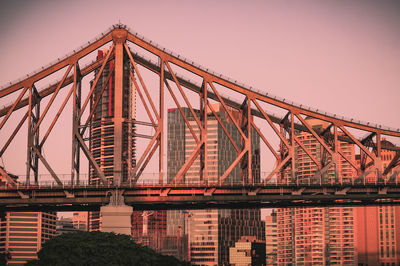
[26,231,190,266]
[0,252,10,266]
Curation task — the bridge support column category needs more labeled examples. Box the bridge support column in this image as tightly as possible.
[100,190,132,235]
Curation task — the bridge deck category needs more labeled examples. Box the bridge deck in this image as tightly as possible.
[1,183,400,212]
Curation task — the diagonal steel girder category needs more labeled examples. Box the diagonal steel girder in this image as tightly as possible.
[0,25,398,188]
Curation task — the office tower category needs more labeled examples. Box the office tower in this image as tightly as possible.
[0,212,56,265]
[229,236,266,266]
[277,118,356,265]
[72,212,88,231]
[56,217,76,235]
[167,105,265,265]
[355,139,400,265]
[265,210,277,266]
[88,49,135,231]
[0,170,57,265]
[131,210,167,252]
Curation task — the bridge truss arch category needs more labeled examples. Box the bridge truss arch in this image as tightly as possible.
[0,24,399,188]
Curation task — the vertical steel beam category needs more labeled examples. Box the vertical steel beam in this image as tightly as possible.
[128,66,134,184]
[112,29,127,185]
[25,86,32,184]
[290,112,295,184]
[376,132,382,181]
[32,86,40,184]
[71,63,82,185]
[333,125,340,182]
[200,82,204,183]
[247,97,252,184]
[75,67,82,184]
[201,81,208,184]
[71,63,77,185]
[159,59,164,185]
[25,85,40,184]
[279,123,285,184]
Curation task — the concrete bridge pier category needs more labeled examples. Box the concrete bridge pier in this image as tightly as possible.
[100,190,133,235]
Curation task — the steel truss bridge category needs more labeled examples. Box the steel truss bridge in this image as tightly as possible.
[1,181,400,213]
[0,24,399,211]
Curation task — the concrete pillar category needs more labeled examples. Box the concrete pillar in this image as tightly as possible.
[100,190,132,235]
[100,204,133,235]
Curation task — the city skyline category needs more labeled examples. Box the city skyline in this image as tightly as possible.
[0,1,399,265]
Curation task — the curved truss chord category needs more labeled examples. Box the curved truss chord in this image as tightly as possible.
[0,25,398,188]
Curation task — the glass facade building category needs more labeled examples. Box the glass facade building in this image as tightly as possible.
[167,104,265,265]
[88,49,136,232]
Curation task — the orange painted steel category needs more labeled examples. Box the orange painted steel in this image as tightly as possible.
[0,25,398,188]
[1,183,400,212]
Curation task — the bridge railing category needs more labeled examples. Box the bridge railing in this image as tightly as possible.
[1,174,399,190]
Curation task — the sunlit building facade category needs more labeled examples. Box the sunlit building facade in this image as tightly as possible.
[131,210,167,252]
[265,211,277,266]
[0,212,56,265]
[72,212,88,231]
[229,236,266,266]
[277,118,356,265]
[355,140,400,265]
[88,49,136,232]
[167,105,265,265]
[0,171,56,265]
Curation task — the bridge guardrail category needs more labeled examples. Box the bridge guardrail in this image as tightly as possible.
[1,173,399,190]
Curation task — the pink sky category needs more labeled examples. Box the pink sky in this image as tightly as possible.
[0,0,399,176]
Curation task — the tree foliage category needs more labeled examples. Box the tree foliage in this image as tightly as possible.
[0,252,10,266]
[26,231,190,266]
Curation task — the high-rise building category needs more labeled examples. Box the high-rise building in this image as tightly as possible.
[89,49,136,184]
[229,236,266,266]
[0,171,56,265]
[277,118,356,265]
[72,212,88,231]
[132,210,167,252]
[0,212,56,265]
[56,217,76,235]
[88,49,135,232]
[265,211,277,266]
[355,139,400,265]
[167,105,265,265]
